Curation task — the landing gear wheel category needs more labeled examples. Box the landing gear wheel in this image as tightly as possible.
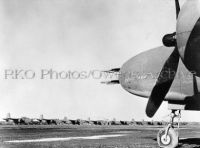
[157,128,178,148]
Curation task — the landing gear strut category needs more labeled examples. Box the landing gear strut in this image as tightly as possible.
[157,110,181,148]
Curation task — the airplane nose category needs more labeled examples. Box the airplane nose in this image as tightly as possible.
[176,0,200,76]
[119,46,174,98]
[119,52,152,98]
[119,50,154,96]
[119,55,141,93]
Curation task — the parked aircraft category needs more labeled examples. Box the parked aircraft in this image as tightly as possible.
[37,115,58,125]
[60,117,71,124]
[3,113,32,125]
[58,117,85,125]
[104,0,200,147]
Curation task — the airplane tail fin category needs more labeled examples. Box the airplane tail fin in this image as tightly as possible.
[6,113,11,119]
[40,114,44,120]
[64,116,68,121]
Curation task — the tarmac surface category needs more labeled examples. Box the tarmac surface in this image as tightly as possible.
[0,125,200,148]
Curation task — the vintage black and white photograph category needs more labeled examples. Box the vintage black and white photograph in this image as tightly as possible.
[0,0,200,147]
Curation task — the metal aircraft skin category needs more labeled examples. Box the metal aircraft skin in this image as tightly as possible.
[119,46,200,110]
[104,0,200,147]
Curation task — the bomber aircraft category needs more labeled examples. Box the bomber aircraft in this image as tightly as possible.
[3,113,32,125]
[104,0,200,147]
[37,114,58,125]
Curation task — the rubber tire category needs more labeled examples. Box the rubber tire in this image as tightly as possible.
[157,128,179,148]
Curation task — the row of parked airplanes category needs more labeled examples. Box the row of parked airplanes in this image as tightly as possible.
[2,113,189,126]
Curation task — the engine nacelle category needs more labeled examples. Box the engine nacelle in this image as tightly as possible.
[162,32,176,47]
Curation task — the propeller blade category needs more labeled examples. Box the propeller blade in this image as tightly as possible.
[175,0,180,19]
[146,46,179,117]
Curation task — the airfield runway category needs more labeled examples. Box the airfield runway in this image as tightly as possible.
[0,125,200,148]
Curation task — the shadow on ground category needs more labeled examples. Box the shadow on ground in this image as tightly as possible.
[179,138,200,148]
[180,138,200,145]
[153,138,200,148]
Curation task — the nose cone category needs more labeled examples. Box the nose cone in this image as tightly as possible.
[119,46,174,97]
[119,54,142,93]
[177,0,200,76]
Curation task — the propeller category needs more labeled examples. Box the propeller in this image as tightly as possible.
[146,0,180,117]
[175,0,180,19]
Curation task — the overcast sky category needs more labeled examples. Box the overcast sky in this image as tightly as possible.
[1,0,198,122]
